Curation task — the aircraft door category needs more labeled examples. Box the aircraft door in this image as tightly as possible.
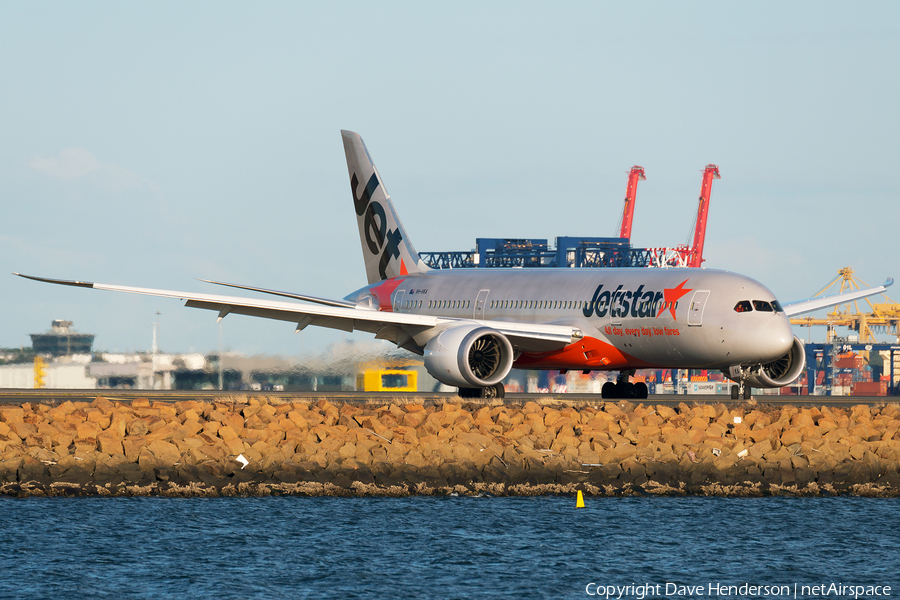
[609,293,622,326]
[687,290,710,326]
[393,290,405,312]
[475,289,490,319]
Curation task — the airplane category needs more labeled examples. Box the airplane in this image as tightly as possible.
[15,130,894,400]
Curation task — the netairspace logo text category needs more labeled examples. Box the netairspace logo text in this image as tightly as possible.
[584,582,892,599]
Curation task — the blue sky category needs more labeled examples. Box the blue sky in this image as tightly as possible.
[2,2,898,356]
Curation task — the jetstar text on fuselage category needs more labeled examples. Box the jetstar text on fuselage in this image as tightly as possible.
[582,279,693,320]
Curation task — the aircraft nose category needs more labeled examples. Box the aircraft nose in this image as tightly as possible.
[760,317,793,360]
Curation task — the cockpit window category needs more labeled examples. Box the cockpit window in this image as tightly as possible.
[733,300,752,313]
[753,300,774,312]
[772,300,784,313]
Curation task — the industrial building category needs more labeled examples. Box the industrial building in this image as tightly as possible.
[29,320,94,356]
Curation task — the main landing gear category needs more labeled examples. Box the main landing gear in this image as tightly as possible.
[600,371,648,400]
[458,383,506,399]
[730,384,752,400]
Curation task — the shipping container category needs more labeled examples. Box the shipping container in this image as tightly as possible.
[851,381,888,396]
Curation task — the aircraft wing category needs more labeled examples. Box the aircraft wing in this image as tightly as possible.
[782,278,893,317]
[13,274,581,350]
[196,278,357,308]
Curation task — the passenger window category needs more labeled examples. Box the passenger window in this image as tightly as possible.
[734,300,753,313]
[753,300,774,312]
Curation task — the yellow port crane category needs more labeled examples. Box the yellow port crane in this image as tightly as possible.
[790,267,900,343]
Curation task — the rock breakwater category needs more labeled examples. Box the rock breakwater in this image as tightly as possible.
[1,397,899,497]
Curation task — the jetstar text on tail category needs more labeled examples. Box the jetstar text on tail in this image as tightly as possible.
[582,280,693,320]
[351,172,403,280]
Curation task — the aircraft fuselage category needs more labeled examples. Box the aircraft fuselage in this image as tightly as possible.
[346,267,794,372]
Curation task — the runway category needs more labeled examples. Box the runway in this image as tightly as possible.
[0,388,894,407]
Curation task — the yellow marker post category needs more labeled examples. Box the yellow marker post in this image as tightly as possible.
[576,490,585,508]
[33,356,46,389]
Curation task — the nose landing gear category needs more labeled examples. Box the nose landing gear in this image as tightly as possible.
[730,383,752,400]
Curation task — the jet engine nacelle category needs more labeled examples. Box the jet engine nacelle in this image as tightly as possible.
[724,336,806,388]
[423,325,514,389]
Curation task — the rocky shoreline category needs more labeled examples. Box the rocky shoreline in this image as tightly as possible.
[1,396,899,498]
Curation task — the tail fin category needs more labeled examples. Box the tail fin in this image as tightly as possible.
[341,130,429,284]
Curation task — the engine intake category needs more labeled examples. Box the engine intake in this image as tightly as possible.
[423,325,514,388]
[724,336,806,389]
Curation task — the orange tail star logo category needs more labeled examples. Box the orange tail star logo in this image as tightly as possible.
[371,276,406,311]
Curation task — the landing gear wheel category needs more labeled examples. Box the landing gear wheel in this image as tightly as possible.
[601,382,616,399]
[615,381,636,399]
[731,385,739,400]
[483,382,505,399]
[635,382,649,399]
[458,384,505,399]
[743,385,752,400]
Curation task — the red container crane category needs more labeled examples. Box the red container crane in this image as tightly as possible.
[643,164,720,269]
[617,166,646,240]
[686,164,720,268]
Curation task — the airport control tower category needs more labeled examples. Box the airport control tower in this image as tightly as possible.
[30,320,95,356]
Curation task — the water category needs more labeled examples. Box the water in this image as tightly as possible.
[0,496,897,599]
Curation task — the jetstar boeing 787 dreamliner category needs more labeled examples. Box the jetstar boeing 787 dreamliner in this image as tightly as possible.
[15,131,893,399]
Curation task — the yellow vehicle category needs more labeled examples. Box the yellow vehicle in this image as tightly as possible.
[357,369,418,392]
